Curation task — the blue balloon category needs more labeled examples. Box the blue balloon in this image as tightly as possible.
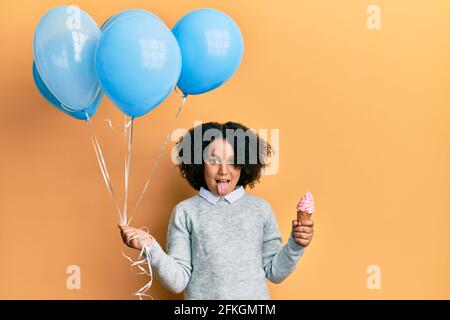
[172,9,244,95]
[33,6,101,111]
[95,13,181,118]
[101,9,160,31]
[33,61,101,120]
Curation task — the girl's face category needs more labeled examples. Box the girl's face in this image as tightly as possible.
[204,138,241,196]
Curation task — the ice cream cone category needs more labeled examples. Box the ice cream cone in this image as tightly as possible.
[297,210,311,224]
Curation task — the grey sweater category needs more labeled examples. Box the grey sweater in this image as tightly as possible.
[145,188,304,299]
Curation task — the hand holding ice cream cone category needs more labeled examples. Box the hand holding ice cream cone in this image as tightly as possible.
[292,191,315,248]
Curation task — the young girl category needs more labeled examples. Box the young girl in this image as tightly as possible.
[119,121,314,299]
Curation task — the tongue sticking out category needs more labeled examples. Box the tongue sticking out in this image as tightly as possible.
[217,181,229,195]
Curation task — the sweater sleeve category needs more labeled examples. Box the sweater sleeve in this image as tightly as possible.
[262,204,305,284]
[145,205,192,294]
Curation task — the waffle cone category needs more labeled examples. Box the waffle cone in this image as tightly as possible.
[297,211,311,224]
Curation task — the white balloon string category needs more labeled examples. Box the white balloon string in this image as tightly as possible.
[175,86,187,99]
[126,215,134,227]
[122,117,134,226]
[121,226,154,300]
[114,116,154,299]
[129,95,188,222]
[85,111,123,223]
[84,112,153,299]
[89,118,130,133]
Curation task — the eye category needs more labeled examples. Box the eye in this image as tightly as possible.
[207,157,219,164]
[226,159,235,165]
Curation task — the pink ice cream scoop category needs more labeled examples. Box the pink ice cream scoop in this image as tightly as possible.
[297,191,315,213]
[297,192,315,223]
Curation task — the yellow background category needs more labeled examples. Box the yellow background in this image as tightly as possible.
[0,0,449,299]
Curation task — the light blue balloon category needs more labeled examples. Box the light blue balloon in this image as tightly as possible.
[33,6,101,111]
[33,61,102,120]
[95,13,181,118]
[172,8,244,95]
[101,9,160,31]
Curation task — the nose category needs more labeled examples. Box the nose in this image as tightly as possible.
[218,163,228,175]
